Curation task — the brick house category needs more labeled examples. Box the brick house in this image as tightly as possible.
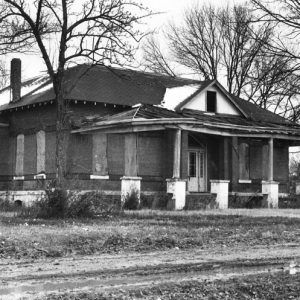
[0,58,300,209]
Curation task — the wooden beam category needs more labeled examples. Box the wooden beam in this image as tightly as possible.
[173,129,182,178]
[262,144,269,180]
[179,125,300,141]
[268,138,274,181]
[224,137,229,180]
[124,133,138,176]
[231,136,238,187]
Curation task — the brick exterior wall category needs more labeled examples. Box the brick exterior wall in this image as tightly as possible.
[185,193,217,210]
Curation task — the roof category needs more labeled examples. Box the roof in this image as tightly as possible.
[230,95,291,125]
[0,64,200,111]
[73,104,300,139]
[0,63,296,129]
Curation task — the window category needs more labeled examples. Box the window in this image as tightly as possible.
[206,91,217,112]
[189,152,197,177]
[15,134,24,176]
[36,130,45,174]
[239,142,250,180]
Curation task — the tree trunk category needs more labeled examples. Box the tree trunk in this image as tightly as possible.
[54,72,66,189]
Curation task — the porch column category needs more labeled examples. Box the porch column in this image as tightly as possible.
[166,129,186,210]
[173,129,181,178]
[224,137,230,180]
[262,137,279,208]
[268,138,274,181]
[121,133,141,206]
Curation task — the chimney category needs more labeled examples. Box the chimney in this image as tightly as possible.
[10,58,21,102]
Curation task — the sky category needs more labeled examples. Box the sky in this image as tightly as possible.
[4,0,246,80]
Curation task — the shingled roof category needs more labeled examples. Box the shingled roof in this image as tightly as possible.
[0,64,296,129]
[0,64,200,111]
[73,104,300,138]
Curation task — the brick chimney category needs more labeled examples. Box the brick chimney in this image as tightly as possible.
[10,58,21,102]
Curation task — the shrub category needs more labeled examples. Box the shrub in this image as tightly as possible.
[67,191,120,218]
[26,188,121,219]
[0,197,14,212]
[37,188,68,218]
[123,189,139,210]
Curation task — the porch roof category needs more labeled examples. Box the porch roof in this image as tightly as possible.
[72,104,300,140]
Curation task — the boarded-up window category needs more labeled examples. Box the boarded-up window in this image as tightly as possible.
[45,131,56,174]
[249,145,262,180]
[138,133,163,177]
[274,145,289,181]
[67,134,92,174]
[92,133,108,175]
[107,134,124,176]
[15,134,24,176]
[238,142,249,180]
[24,134,37,175]
[36,130,46,173]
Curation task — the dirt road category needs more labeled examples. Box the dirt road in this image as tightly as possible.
[1,243,300,299]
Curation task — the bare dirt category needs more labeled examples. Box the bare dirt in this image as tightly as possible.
[1,243,300,299]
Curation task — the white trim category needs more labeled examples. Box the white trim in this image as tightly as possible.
[229,192,263,196]
[13,176,24,180]
[238,179,252,184]
[90,174,109,180]
[120,176,142,180]
[34,174,46,180]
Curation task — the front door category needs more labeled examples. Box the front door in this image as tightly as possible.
[188,149,206,192]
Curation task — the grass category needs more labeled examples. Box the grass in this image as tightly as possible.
[40,272,300,299]
[2,209,300,259]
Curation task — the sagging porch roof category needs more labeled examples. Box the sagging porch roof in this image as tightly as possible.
[72,105,300,140]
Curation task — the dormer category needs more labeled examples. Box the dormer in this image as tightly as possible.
[172,80,245,117]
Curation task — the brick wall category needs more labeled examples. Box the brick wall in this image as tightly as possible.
[0,128,9,176]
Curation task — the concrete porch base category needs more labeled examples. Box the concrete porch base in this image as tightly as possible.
[166,179,186,210]
[262,181,279,208]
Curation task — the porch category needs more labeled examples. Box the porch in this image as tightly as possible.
[166,128,294,209]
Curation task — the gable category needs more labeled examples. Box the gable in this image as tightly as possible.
[178,84,241,116]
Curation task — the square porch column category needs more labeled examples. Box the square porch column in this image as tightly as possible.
[166,129,186,210]
[262,138,279,208]
[121,133,141,205]
[210,180,230,209]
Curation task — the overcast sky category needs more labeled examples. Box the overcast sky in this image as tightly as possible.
[5,0,246,80]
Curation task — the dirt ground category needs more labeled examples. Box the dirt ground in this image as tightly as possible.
[1,209,300,299]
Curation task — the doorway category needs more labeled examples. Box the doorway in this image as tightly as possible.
[188,148,207,192]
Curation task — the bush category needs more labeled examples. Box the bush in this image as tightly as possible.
[123,189,139,210]
[37,188,68,218]
[28,187,121,219]
[0,197,14,212]
[67,191,120,218]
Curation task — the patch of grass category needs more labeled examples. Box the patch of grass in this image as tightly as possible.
[40,272,300,299]
[2,210,300,259]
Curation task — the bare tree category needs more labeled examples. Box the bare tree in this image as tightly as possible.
[142,4,300,121]
[0,0,149,187]
[142,35,177,77]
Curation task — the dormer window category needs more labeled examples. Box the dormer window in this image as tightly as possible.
[206,91,217,113]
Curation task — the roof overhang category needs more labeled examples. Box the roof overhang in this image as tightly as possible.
[72,117,300,141]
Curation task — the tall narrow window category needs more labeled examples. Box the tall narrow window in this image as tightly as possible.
[239,142,250,180]
[15,134,24,176]
[92,132,108,178]
[206,91,217,112]
[36,130,46,174]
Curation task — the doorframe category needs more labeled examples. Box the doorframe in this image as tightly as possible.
[187,146,207,192]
